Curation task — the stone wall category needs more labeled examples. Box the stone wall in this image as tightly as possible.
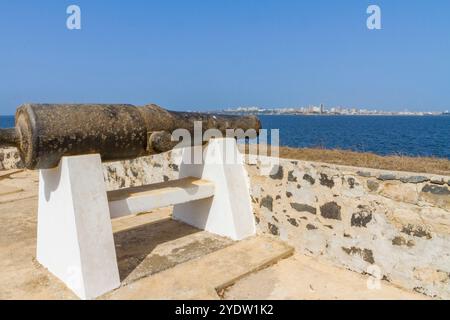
[0,147,23,170]
[1,147,450,298]
[103,150,180,191]
[248,156,450,299]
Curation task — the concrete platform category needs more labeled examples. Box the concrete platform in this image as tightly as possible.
[0,184,23,197]
[0,170,428,300]
[103,235,294,300]
[223,253,428,300]
[0,170,38,204]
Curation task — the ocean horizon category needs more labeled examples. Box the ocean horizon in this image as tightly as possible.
[1,114,449,159]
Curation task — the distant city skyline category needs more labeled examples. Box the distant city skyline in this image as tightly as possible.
[221,104,448,116]
[1,1,450,115]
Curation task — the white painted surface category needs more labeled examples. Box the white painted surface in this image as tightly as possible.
[37,154,120,300]
[173,138,256,240]
[108,177,215,219]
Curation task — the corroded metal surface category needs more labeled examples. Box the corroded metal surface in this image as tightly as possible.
[2,104,261,169]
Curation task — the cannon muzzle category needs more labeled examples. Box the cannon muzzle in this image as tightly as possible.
[0,104,261,170]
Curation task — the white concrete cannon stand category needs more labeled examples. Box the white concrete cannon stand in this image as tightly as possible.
[36,138,255,299]
[173,138,256,240]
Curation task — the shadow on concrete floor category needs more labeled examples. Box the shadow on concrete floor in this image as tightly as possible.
[113,217,233,284]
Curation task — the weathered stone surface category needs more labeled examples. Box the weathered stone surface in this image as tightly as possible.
[104,153,180,190]
[379,182,419,204]
[306,224,317,230]
[287,218,299,227]
[367,180,380,192]
[401,224,432,240]
[341,176,365,198]
[342,247,375,264]
[351,206,372,228]
[392,236,415,247]
[290,185,316,207]
[244,155,450,299]
[378,174,397,181]
[400,176,429,184]
[357,171,371,177]
[287,171,297,182]
[413,268,450,285]
[290,203,316,215]
[347,177,356,189]
[417,206,450,235]
[260,196,274,212]
[0,148,23,170]
[420,184,450,210]
[269,165,284,180]
[319,174,334,188]
[320,202,341,220]
[268,223,280,236]
[422,184,450,195]
[303,174,315,185]
[430,178,445,185]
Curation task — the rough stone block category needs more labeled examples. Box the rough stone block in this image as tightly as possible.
[420,184,450,211]
[379,181,419,204]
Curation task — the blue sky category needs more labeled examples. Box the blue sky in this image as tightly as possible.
[0,0,449,114]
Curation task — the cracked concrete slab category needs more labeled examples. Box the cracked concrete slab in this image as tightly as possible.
[103,235,294,300]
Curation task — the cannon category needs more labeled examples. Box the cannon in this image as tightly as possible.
[0,104,261,170]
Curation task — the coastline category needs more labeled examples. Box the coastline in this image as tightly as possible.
[221,113,449,117]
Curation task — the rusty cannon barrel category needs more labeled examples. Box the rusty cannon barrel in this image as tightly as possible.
[0,104,261,170]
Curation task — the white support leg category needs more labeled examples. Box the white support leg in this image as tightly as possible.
[36,154,120,300]
[173,138,256,240]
